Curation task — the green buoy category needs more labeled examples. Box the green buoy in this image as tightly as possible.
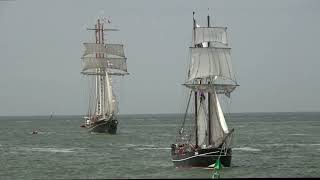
[212,159,222,179]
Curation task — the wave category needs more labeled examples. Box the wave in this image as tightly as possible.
[288,134,308,136]
[263,143,320,147]
[128,124,178,127]
[120,144,170,151]
[233,147,261,152]
[17,147,74,153]
[123,143,140,147]
[136,147,171,150]
[29,131,57,135]
[122,144,156,148]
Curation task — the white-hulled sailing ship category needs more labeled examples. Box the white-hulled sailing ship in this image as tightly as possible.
[171,12,239,167]
[80,18,128,134]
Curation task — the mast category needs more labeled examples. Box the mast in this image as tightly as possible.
[95,22,100,115]
[193,11,198,147]
[93,19,106,117]
[98,19,105,117]
[207,14,212,145]
[100,20,106,118]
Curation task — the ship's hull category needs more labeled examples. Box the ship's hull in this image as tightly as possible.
[171,145,232,167]
[87,118,118,134]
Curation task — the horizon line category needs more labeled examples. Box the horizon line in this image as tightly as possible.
[1,111,320,117]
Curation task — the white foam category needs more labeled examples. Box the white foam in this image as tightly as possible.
[15,121,32,123]
[19,147,74,153]
[288,134,307,136]
[124,144,138,147]
[124,144,156,148]
[233,147,261,152]
[137,147,171,150]
[265,143,320,147]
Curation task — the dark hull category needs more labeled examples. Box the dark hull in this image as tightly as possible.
[171,146,232,167]
[88,118,118,134]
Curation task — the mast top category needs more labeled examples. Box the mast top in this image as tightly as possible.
[86,18,119,31]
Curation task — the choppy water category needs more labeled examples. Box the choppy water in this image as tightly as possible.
[0,112,319,179]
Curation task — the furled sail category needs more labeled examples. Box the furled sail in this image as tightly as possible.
[81,57,128,73]
[188,47,235,82]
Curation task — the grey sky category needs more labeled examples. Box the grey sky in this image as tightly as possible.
[0,0,319,116]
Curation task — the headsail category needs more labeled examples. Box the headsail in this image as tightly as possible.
[209,91,229,147]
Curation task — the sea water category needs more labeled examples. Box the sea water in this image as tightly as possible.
[0,112,319,179]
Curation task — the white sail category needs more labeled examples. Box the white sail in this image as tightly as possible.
[106,44,125,57]
[107,57,128,72]
[104,71,114,116]
[83,43,126,58]
[209,91,229,147]
[188,47,235,82]
[197,96,208,146]
[81,57,127,72]
[83,43,107,56]
[194,27,228,45]
[216,93,229,133]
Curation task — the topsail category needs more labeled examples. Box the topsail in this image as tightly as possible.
[188,47,235,82]
[83,43,125,57]
[194,27,228,45]
[81,42,128,75]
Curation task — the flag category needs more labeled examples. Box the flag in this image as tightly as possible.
[101,17,111,24]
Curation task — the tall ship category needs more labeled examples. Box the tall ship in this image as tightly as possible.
[171,12,239,167]
[80,18,128,134]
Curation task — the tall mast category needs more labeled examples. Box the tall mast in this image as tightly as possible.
[95,22,100,115]
[207,14,212,145]
[193,11,198,147]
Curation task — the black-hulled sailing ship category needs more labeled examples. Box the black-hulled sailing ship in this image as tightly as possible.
[171,12,239,167]
[80,18,128,134]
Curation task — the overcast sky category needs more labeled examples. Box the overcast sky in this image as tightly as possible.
[0,0,319,116]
